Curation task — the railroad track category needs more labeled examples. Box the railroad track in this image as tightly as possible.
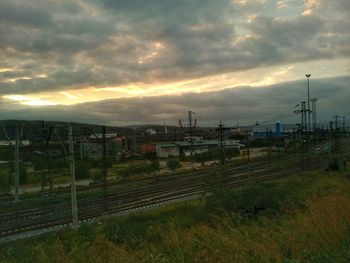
[0,157,272,204]
[0,158,323,240]
[0,140,338,203]
[0,159,273,220]
[0,155,295,224]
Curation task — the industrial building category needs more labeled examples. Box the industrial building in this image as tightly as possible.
[140,143,179,158]
[140,137,242,158]
[174,138,242,157]
[253,121,284,138]
[81,136,127,161]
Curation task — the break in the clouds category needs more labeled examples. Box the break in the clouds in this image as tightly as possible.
[0,0,349,123]
[1,76,349,127]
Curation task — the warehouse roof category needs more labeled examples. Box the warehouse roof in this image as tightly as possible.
[155,143,178,148]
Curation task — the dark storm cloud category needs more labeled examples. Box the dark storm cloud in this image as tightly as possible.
[1,76,349,126]
[0,1,52,28]
[0,0,349,94]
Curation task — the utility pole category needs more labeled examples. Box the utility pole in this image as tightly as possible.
[163,119,168,135]
[267,129,272,164]
[246,132,251,174]
[188,111,193,157]
[46,126,54,195]
[311,98,317,145]
[80,141,83,161]
[14,126,20,202]
[217,121,226,187]
[218,121,225,168]
[68,123,78,228]
[334,115,341,154]
[342,116,347,142]
[335,115,339,130]
[101,125,107,213]
[292,127,296,156]
[41,121,46,195]
[301,102,307,168]
[329,121,335,156]
[306,74,311,132]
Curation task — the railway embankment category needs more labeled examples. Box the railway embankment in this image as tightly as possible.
[1,168,349,262]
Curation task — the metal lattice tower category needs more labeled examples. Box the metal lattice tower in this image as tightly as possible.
[188,111,195,157]
[301,102,307,167]
[311,98,317,132]
[68,123,78,228]
[306,74,311,132]
[333,115,341,154]
[218,121,225,168]
[301,102,307,132]
[311,98,317,144]
[14,127,20,202]
[102,125,108,212]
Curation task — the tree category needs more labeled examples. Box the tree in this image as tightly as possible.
[33,158,46,171]
[75,161,92,180]
[19,166,27,184]
[149,160,160,173]
[8,162,27,184]
[167,158,181,171]
[0,168,11,192]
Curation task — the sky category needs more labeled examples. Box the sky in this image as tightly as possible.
[0,0,349,126]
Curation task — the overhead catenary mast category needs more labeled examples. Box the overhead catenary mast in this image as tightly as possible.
[163,119,168,135]
[68,123,78,228]
[306,74,311,132]
[14,126,20,202]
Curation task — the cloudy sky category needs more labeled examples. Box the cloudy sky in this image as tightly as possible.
[0,0,349,126]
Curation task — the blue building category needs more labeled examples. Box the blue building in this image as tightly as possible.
[253,121,283,138]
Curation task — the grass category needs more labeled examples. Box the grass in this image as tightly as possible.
[0,168,350,262]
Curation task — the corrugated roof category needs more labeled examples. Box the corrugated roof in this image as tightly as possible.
[155,143,177,148]
[173,141,190,147]
[174,140,242,147]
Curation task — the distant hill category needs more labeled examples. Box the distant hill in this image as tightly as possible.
[0,120,136,140]
[0,120,217,140]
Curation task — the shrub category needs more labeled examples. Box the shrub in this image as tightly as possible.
[119,161,160,178]
[90,168,102,182]
[50,159,67,169]
[144,152,157,160]
[326,158,340,171]
[8,162,27,184]
[191,148,239,165]
[19,166,27,184]
[33,158,67,171]
[87,158,113,169]
[75,161,92,180]
[0,168,11,192]
[104,216,152,248]
[167,158,181,171]
[149,160,160,172]
[225,147,240,157]
[33,158,47,171]
[192,150,217,164]
[205,181,305,217]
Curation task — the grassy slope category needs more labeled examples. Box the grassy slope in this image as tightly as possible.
[1,169,350,263]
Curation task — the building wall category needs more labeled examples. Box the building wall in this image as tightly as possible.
[156,146,179,158]
[140,144,157,155]
[182,146,208,157]
[81,141,125,161]
[81,142,102,160]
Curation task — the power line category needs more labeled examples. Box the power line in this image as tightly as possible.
[254,104,300,126]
